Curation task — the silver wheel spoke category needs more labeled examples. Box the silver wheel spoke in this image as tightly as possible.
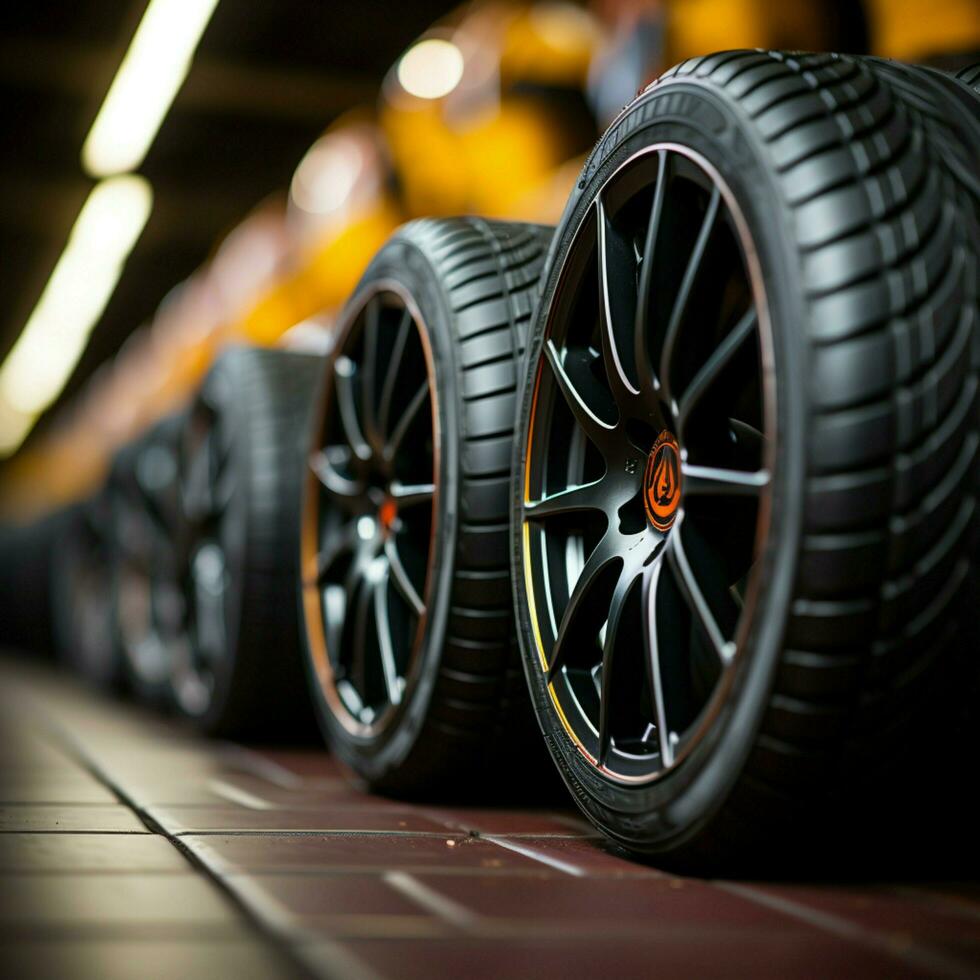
[548,534,619,683]
[677,307,757,433]
[666,515,734,663]
[386,379,429,459]
[378,309,412,441]
[310,448,364,501]
[641,561,674,767]
[361,298,383,453]
[349,574,373,697]
[635,149,668,397]
[659,185,721,405]
[681,463,769,498]
[389,481,435,509]
[315,522,356,584]
[384,537,424,617]
[524,479,605,520]
[373,569,403,706]
[597,196,639,402]
[335,356,371,461]
[596,569,635,766]
[543,340,616,449]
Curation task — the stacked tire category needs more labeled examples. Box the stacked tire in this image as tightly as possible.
[509,51,979,866]
[171,346,321,739]
[299,218,554,796]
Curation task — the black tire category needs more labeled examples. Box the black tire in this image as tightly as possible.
[172,346,321,739]
[301,218,553,796]
[50,494,122,688]
[511,50,979,867]
[111,413,186,705]
[0,508,69,659]
[955,62,980,96]
[864,58,980,193]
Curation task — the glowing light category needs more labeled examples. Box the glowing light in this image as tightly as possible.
[0,400,33,456]
[291,140,363,215]
[82,0,221,176]
[396,38,464,100]
[0,175,153,454]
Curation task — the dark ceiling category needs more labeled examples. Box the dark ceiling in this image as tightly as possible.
[0,0,455,448]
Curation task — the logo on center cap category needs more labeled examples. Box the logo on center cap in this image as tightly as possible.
[644,431,681,531]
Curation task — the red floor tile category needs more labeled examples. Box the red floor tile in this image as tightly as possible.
[0,833,190,872]
[731,881,980,973]
[422,806,597,838]
[0,939,306,980]
[183,833,546,876]
[106,772,352,808]
[389,873,785,932]
[222,872,448,939]
[321,933,921,980]
[481,834,663,877]
[0,873,241,934]
[239,748,345,784]
[0,775,119,804]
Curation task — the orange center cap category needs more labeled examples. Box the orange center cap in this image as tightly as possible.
[379,497,397,532]
[644,431,682,531]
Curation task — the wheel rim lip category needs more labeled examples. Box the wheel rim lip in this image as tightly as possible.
[302,278,441,741]
[520,141,778,786]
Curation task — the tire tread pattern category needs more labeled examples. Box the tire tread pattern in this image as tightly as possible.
[363,218,553,794]
[562,50,978,860]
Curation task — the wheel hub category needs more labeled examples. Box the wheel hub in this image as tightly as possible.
[644,430,681,531]
[378,497,397,534]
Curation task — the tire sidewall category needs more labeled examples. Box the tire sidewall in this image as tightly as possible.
[511,78,809,854]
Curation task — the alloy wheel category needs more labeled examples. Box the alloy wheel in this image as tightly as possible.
[303,284,438,738]
[521,144,775,783]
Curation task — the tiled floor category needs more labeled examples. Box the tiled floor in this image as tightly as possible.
[1,655,978,979]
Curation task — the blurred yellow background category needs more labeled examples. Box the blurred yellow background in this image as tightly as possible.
[1,0,977,519]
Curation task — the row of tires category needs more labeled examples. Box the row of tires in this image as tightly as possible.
[39,51,980,868]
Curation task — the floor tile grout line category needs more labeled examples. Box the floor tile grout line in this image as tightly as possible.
[713,880,978,980]
[207,867,661,879]
[0,829,155,835]
[174,830,469,838]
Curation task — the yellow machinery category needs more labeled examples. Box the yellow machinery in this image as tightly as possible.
[3,0,977,518]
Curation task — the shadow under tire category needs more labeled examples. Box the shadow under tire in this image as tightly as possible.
[172,346,321,739]
[301,217,553,796]
[511,50,980,867]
